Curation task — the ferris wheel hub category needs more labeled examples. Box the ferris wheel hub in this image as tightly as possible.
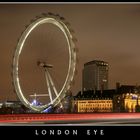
[37,61,53,68]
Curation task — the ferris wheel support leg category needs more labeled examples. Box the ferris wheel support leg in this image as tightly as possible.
[47,71,58,97]
[47,70,63,107]
[44,69,53,105]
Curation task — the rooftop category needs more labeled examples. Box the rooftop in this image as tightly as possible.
[84,60,108,66]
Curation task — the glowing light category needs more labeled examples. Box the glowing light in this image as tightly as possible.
[31,99,37,106]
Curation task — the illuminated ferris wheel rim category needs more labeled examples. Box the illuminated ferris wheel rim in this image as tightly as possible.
[12,15,77,112]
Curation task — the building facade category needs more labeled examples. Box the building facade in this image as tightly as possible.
[82,60,109,91]
[113,84,140,112]
[73,99,113,113]
[124,93,140,112]
[72,89,114,113]
[73,84,140,113]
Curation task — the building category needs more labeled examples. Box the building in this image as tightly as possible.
[72,90,114,113]
[114,84,140,112]
[124,93,140,112]
[82,60,109,92]
[73,83,140,113]
[0,100,28,114]
[76,99,113,113]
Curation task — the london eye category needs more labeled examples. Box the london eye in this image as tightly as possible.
[12,13,77,112]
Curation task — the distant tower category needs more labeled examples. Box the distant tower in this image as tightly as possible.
[82,60,109,91]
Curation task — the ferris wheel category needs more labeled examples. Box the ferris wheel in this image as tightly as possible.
[12,13,77,112]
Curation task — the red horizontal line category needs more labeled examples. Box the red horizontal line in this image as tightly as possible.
[0,113,140,123]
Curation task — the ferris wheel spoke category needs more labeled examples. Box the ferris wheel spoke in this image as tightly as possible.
[46,69,58,97]
[44,69,53,104]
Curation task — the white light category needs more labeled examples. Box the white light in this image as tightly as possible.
[31,99,37,106]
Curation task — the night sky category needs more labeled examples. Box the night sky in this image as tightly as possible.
[0,4,140,102]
